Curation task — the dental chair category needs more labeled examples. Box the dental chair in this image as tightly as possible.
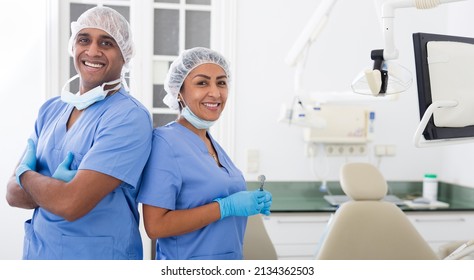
[315,162,439,260]
[243,214,278,260]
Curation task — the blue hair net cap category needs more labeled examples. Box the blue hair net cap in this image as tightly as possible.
[163,47,231,110]
[68,6,134,71]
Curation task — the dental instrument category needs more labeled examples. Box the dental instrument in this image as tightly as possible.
[258,174,266,191]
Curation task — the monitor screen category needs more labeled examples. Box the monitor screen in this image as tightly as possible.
[413,32,474,140]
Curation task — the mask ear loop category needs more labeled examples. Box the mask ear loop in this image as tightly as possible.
[62,74,80,94]
[106,81,123,94]
[121,68,130,92]
[121,77,129,92]
[177,93,187,110]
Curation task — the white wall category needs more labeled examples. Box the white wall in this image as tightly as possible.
[1,0,473,260]
[440,1,474,187]
[0,0,47,259]
[233,0,474,185]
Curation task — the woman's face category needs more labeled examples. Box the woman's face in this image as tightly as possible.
[180,63,228,121]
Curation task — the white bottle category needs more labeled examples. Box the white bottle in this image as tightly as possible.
[422,173,438,202]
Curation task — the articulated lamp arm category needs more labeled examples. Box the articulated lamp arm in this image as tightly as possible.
[382,0,465,60]
[359,0,466,96]
[285,0,338,68]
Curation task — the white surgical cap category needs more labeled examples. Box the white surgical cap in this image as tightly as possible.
[68,6,134,70]
[163,47,231,110]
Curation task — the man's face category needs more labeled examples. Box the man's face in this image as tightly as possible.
[73,28,124,93]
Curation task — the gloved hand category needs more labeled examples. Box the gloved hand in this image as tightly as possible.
[214,190,266,220]
[52,152,77,182]
[15,139,37,189]
[260,190,273,216]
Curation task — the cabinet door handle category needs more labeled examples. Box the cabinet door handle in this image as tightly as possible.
[414,218,466,223]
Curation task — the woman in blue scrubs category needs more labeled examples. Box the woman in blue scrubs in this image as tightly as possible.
[6,7,152,259]
[137,47,273,260]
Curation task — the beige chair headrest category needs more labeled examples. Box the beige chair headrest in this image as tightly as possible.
[340,162,388,201]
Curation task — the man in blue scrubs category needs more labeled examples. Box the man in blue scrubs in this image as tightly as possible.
[6,6,152,259]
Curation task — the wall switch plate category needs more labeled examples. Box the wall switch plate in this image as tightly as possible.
[247,149,260,173]
[374,144,396,157]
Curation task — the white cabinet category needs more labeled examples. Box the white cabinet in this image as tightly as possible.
[262,212,332,260]
[263,211,474,259]
[406,211,474,253]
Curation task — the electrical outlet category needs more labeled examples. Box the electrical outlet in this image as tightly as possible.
[325,144,367,156]
[346,144,367,156]
[325,144,342,156]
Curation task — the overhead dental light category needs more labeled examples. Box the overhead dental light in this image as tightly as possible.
[352,0,466,96]
[351,50,413,96]
[281,0,467,130]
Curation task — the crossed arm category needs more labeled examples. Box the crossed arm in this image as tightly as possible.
[6,140,121,221]
[7,170,121,221]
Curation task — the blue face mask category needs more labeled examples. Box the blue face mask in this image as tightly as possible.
[61,75,122,110]
[181,106,216,129]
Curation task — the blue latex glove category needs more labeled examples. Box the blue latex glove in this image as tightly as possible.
[52,152,77,182]
[15,139,37,189]
[214,190,266,220]
[260,190,273,216]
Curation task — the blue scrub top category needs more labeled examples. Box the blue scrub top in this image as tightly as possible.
[137,122,247,260]
[24,88,152,260]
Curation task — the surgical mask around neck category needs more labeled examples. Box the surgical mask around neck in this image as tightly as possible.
[181,106,216,130]
[61,75,122,110]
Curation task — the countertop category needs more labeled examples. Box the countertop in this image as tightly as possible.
[246,181,474,212]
